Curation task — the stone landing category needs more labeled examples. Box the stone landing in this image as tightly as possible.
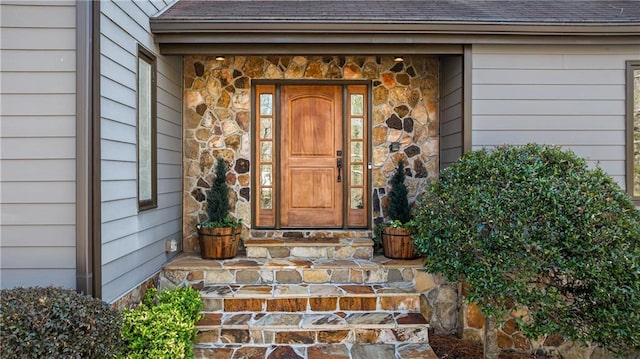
[246,230,375,260]
[193,343,437,359]
[244,237,375,260]
[162,253,424,288]
[161,246,445,359]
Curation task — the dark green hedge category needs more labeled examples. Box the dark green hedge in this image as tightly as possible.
[1,286,122,358]
[413,144,640,355]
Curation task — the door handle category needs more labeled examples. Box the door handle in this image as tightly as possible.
[337,158,343,182]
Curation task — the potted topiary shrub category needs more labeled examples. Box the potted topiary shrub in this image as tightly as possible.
[381,159,420,259]
[196,157,241,259]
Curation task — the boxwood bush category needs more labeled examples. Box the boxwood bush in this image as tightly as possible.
[121,287,202,359]
[413,144,640,355]
[0,286,122,358]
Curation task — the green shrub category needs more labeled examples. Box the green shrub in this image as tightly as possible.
[121,287,202,359]
[413,144,640,355]
[0,286,122,358]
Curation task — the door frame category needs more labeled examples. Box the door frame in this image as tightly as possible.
[251,80,372,229]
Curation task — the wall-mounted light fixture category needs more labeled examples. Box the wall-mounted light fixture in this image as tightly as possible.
[389,142,400,152]
[215,56,226,61]
[393,56,404,62]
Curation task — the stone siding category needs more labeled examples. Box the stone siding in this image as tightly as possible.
[462,302,621,358]
[183,56,439,252]
[414,271,460,335]
[110,275,158,310]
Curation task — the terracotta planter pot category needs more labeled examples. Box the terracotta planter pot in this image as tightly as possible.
[198,227,240,259]
[382,227,420,259]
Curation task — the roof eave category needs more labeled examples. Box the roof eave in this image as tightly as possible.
[150,20,640,35]
[149,21,640,55]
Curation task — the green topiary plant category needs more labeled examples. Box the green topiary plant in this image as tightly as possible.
[386,159,412,224]
[196,157,242,259]
[413,144,640,356]
[121,287,202,359]
[197,157,241,229]
[380,159,419,259]
[0,286,122,358]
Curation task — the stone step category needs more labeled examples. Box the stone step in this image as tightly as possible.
[194,343,438,359]
[199,283,423,313]
[195,311,430,346]
[161,253,425,288]
[244,237,375,260]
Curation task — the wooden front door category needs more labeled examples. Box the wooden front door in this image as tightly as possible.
[281,85,343,227]
[253,83,369,229]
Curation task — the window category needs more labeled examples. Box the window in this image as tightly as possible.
[137,46,157,211]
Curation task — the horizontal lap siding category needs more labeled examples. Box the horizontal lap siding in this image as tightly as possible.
[99,0,182,303]
[440,55,464,169]
[471,44,640,189]
[0,1,77,289]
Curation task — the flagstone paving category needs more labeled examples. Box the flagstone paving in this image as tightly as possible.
[244,237,376,260]
[194,343,439,359]
[163,252,426,288]
[163,241,437,358]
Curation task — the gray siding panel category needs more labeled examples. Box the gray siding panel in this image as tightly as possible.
[474,69,624,85]
[1,203,75,226]
[473,100,624,116]
[473,116,625,131]
[101,205,181,244]
[158,148,183,165]
[102,180,137,202]
[102,120,136,143]
[0,3,75,27]
[102,219,181,263]
[2,247,75,269]
[2,226,76,247]
[101,140,136,162]
[2,72,75,93]
[2,182,75,203]
[158,118,182,140]
[99,0,182,303]
[101,161,137,181]
[1,116,75,137]
[102,97,136,126]
[471,44,640,190]
[473,84,625,100]
[101,253,168,303]
[441,147,463,165]
[0,1,77,289]
[1,28,76,50]
[1,159,75,181]
[1,94,75,116]
[1,50,76,71]
[440,55,464,169]
[1,269,76,289]
[473,130,624,146]
[1,137,75,159]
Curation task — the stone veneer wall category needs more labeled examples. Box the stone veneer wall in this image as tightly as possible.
[183,56,439,252]
[110,275,157,310]
[463,301,620,358]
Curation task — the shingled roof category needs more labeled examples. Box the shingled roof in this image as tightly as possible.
[155,0,640,24]
[150,0,640,55]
